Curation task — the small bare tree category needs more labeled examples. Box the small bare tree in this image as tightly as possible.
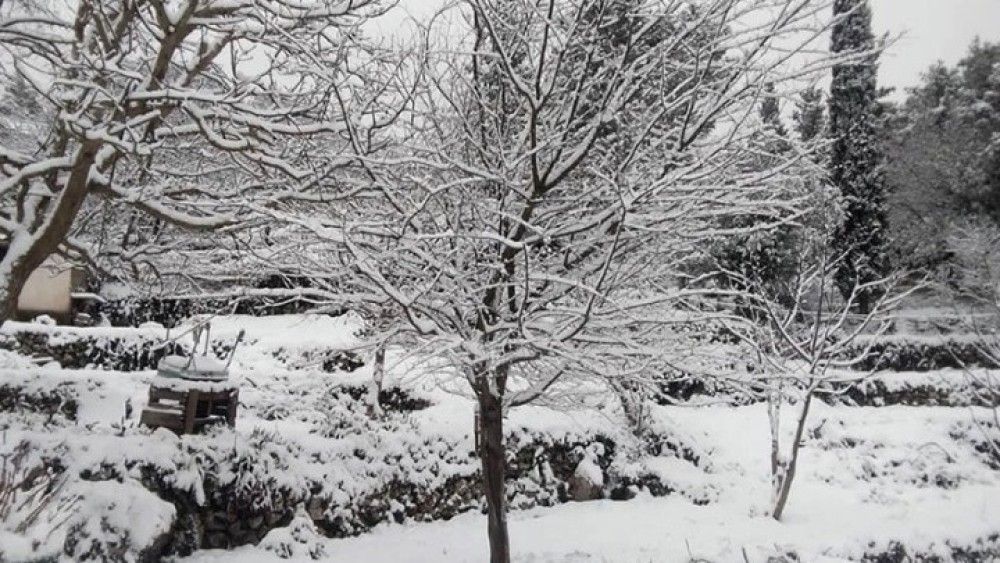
[719,238,915,520]
[943,221,1000,464]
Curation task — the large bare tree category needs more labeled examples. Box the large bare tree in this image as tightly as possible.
[257,1,859,561]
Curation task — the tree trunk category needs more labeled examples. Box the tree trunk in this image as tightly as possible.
[772,390,814,520]
[367,343,385,418]
[477,390,510,563]
[857,289,872,316]
[0,267,28,325]
[0,241,50,326]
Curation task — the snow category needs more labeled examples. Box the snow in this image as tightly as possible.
[149,374,240,392]
[158,354,230,380]
[573,443,606,489]
[184,486,1000,563]
[66,479,176,557]
[0,313,363,351]
[1,314,998,562]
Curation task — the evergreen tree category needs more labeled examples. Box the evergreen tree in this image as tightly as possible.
[828,0,889,312]
[882,39,1000,270]
[710,83,800,311]
[793,86,825,144]
[760,82,789,139]
[958,39,1000,215]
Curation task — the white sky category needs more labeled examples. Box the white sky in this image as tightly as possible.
[375,0,1000,96]
[872,0,1000,94]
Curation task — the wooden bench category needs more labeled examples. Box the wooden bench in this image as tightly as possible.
[140,381,239,435]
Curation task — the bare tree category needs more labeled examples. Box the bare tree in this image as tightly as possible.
[0,0,391,320]
[255,0,865,560]
[719,237,915,520]
[942,221,1000,464]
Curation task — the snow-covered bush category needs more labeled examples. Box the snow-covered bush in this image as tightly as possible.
[0,321,364,374]
[0,324,185,371]
[62,480,175,563]
[101,296,324,329]
[259,508,327,560]
[0,381,79,422]
[847,334,997,371]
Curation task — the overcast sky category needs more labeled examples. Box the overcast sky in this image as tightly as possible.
[872,0,1000,93]
[378,0,1000,95]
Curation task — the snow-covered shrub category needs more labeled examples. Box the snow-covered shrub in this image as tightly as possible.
[271,347,364,373]
[847,334,997,371]
[0,381,79,422]
[0,322,363,374]
[62,480,175,563]
[101,295,324,329]
[68,428,312,554]
[949,419,1000,470]
[567,444,606,501]
[0,324,185,371]
[505,430,617,508]
[862,538,1000,563]
[834,373,995,408]
[259,507,327,560]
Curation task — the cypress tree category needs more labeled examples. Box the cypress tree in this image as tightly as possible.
[793,86,825,144]
[760,82,789,140]
[828,0,889,312]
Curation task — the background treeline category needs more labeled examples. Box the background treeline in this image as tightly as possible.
[881,39,1000,284]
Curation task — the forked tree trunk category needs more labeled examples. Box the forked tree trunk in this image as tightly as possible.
[477,390,509,563]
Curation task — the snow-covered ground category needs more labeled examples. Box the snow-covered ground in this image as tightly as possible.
[190,487,1000,563]
[1,314,998,562]
[185,403,1000,562]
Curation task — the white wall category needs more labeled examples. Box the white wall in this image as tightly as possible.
[17,256,72,315]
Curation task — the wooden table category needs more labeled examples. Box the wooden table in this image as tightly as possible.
[140,377,239,435]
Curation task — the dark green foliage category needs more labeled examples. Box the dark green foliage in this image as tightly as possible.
[0,328,362,373]
[793,86,826,144]
[101,295,333,328]
[760,82,789,141]
[0,330,186,371]
[883,39,1000,270]
[828,0,889,311]
[559,0,725,168]
[709,83,800,309]
[0,384,78,420]
[845,336,998,372]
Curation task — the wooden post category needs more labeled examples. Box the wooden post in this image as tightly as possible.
[184,390,200,434]
[226,389,238,427]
